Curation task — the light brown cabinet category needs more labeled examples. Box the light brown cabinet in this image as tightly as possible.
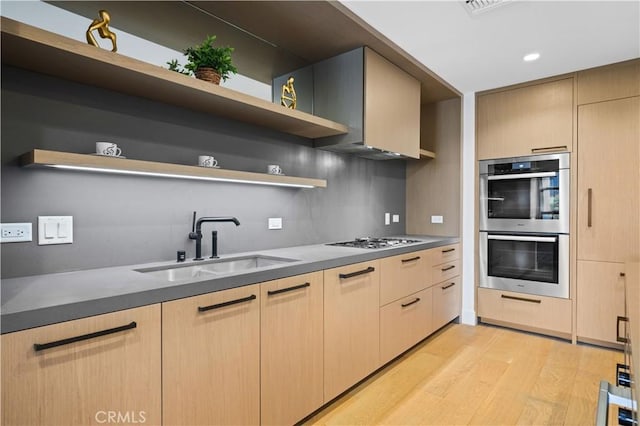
[162,285,260,426]
[323,260,380,402]
[577,59,640,105]
[577,96,640,263]
[379,249,430,306]
[432,276,462,331]
[477,288,572,336]
[576,260,626,344]
[314,47,421,159]
[476,78,573,160]
[380,287,433,365]
[260,272,324,426]
[1,305,161,426]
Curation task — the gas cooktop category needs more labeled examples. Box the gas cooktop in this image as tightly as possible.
[327,237,422,249]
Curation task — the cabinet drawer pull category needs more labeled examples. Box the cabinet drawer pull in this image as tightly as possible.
[442,282,456,290]
[401,298,421,308]
[198,294,256,312]
[442,248,455,253]
[33,321,137,352]
[616,316,629,343]
[339,266,375,280]
[441,265,455,272]
[587,188,593,227]
[531,145,568,153]
[501,294,541,304]
[620,272,626,277]
[401,256,421,263]
[267,282,310,296]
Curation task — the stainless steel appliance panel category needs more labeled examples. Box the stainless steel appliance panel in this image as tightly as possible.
[479,153,570,233]
[479,232,569,299]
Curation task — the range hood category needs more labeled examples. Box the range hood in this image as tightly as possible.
[313,140,410,160]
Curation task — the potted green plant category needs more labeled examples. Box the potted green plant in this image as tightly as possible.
[169,35,237,85]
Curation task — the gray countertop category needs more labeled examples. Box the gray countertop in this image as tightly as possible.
[1,235,458,334]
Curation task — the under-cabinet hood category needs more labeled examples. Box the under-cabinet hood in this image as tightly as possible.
[314,140,411,160]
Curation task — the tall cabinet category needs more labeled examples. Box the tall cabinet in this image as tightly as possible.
[576,60,640,345]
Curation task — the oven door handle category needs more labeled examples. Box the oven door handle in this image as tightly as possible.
[487,235,557,243]
[487,171,556,181]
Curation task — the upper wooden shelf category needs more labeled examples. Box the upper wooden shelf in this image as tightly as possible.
[0,17,349,139]
[21,150,327,189]
[419,149,436,160]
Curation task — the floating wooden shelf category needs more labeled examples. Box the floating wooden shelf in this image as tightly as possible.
[0,17,348,139]
[419,149,436,159]
[21,150,327,189]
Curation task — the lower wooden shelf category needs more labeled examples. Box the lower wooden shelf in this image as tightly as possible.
[20,150,327,189]
[419,149,436,159]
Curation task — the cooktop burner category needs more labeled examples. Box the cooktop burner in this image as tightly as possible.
[327,237,422,249]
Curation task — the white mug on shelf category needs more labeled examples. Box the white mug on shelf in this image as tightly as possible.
[267,164,283,175]
[96,142,122,157]
[198,155,218,168]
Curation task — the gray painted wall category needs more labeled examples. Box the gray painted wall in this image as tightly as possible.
[1,66,406,279]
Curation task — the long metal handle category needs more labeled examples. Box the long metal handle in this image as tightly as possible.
[442,248,456,253]
[441,265,455,272]
[198,294,256,312]
[488,234,557,243]
[587,188,593,227]
[501,294,541,304]
[401,298,421,308]
[401,256,421,263]
[442,282,456,290]
[33,321,137,352]
[339,266,375,280]
[531,145,568,153]
[616,316,629,343]
[267,282,310,296]
[487,171,556,181]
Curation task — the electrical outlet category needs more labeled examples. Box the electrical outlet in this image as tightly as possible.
[431,215,444,224]
[392,214,400,223]
[268,218,283,230]
[385,213,390,225]
[1,223,33,243]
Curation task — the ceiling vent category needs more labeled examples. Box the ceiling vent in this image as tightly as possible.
[462,0,512,16]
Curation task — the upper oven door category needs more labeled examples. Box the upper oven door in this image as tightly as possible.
[480,153,570,233]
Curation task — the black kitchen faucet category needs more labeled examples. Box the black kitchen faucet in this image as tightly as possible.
[189,212,240,260]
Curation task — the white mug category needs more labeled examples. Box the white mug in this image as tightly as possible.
[96,142,122,157]
[198,155,218,167]
[267,164,283,175]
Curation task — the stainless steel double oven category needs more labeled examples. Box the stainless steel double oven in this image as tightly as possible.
[479,153,570,299]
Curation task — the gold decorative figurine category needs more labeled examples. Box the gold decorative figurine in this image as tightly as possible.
[86,10,117,52]
[280,76,297,109]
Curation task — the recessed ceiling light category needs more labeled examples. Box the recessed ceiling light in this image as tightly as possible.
[523,52,540,62]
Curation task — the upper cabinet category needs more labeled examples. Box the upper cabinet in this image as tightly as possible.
[476,78,574,160]
[312,47,421,159]
[577,59,640,105]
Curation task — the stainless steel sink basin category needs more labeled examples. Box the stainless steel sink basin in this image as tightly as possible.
[136,255,299,282]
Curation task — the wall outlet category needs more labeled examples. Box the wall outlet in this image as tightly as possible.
[431,215,444,224]
[385,213,390,225]
[1,223,33,243]
[268,217,283,230]
[392,214,400,223]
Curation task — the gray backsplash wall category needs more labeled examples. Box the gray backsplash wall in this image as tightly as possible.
[1,66,406,278]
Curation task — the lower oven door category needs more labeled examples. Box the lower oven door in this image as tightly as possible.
[479,232,569,299]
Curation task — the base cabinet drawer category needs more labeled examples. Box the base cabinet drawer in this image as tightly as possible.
[432,276,461,330]
[380,288,433,365]
[380,250,430,306]
[1,305,161,426]
[478,288,571,335]
[430,243,460,266]
[432,259,460,284]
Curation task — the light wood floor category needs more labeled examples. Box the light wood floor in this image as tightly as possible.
[306,323,622,425]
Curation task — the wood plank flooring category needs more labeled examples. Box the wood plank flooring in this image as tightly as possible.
[305,323,622,425]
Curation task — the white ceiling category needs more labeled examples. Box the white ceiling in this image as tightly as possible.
[342,0,640,93]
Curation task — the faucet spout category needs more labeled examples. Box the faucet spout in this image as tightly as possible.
[189,216,240,260]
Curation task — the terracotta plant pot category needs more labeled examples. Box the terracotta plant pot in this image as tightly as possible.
[195,67,222,85]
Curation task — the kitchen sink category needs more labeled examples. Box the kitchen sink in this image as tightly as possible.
[136,255,299,282]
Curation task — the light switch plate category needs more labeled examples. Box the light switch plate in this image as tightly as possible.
[38,216,73,245]
[268,217,283,230]
[385,213,390,225]
[431,215,444,224]
[392,214,400,223]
